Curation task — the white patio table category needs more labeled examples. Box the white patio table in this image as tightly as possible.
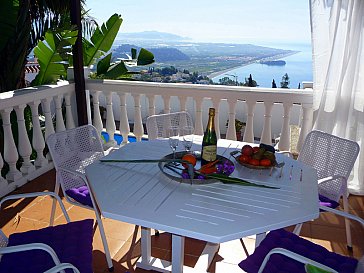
[85,138,319,273]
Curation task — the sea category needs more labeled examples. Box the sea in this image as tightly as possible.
[212,43,313,89]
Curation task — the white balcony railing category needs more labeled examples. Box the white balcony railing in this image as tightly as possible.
[0,80,313,197]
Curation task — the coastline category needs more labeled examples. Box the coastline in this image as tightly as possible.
[208,51,300,79]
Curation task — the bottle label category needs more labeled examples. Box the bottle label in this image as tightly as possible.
[202,145,217,161]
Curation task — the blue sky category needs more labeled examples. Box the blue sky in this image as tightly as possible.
[86,0,311,45]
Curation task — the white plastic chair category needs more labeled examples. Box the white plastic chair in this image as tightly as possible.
[146,111,194,140]
[46,124,113,271]
[0,192,92,273]
[294,130,360,249]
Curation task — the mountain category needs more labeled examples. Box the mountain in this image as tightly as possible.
[114,44,190,62]
[117,31,190,41]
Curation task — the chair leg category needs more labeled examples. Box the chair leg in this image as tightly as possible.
[94,211,114,271]
[50,181,61,226]
[293,223,303,235]
[343,194,352,249]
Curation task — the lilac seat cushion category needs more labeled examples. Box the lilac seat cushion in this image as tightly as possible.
[0,219,94,273]
[239,229,358,273]
[319,194,340,209]
[66,185,93,207]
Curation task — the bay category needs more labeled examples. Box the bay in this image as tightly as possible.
[212,43,313,89]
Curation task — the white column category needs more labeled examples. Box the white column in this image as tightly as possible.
[260,101,274,145]
[29,101,47,167]
[1,108,22,181]
[297,103,313,152]
[278,102,293,151]
[54,95,66,132]
[91,91,103,134]
[104,91,117,147]
[162,95,171,114]
[212,98,221,139]
[14,104,35,174]
[118,92,130,145]
[194,97,204,136]
[147,94,156,116]
[226,99,237,140]
[243,100,256,143]
[41,97,55,141]
[132,94,144,141]
[64,94,75,129]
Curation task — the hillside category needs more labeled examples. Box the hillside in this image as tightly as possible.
[113,44,190,62]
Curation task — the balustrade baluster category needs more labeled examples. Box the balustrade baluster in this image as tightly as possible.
[105,91,117,147]
[278,102,293,151]
[0,153,7,188]
[42,98,55,140]
[194,97,204,135]
[14,104,35,174]
[162,95,171,114]
[226,99,237,140]
[64,94,75,129]
[91,91,103,134]
[132,94,144,141]
[243,100,256,143]
[260,101,274,144]
[0,108,22,181]
[29,101,47,167]
[147,95,156,117]
[118,93,130,145]
[297,103,313,152]
[179,96,187,112]
[54,95,66,132]
[212,99,221,139]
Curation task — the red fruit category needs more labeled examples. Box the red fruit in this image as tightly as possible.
[260,159,272,167]
[252,146,260,153]
[241,145,253,156]
[249,158,260,166]
[239,154,250,163]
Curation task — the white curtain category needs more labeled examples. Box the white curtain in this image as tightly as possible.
[310,0,364,195]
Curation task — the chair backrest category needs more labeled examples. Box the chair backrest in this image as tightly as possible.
[46,125,104,189]
[146,111,193,140]
[298,130,360,199]
[299,130,359,179]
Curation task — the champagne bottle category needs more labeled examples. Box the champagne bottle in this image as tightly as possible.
[201,108,217,165]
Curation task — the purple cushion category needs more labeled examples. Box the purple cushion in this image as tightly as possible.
[66,185,93,207]
[239,229,358,273]
[0,219,94,273]
[319,194,340,209]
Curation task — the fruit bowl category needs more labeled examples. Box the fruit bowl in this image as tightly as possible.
[230,150,277,169]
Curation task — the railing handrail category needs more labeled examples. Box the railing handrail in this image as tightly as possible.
[86,79,313,104]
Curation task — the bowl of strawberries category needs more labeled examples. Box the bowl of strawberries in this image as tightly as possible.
[230,143,277,169]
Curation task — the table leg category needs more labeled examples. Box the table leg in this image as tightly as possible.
[141,226,151,264]
[172,234,185,273]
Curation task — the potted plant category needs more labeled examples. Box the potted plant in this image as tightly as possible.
[226,119,246,141]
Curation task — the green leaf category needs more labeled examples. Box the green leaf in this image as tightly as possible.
[97,53,112,75]
[103,61,128,79]
[32,28,78,86]
[205,173,279,189]
[137,48,155,65]
[305,264,333,273]
[83,13,122,66]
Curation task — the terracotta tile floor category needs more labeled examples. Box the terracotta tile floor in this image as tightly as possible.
[1,169,363,273]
